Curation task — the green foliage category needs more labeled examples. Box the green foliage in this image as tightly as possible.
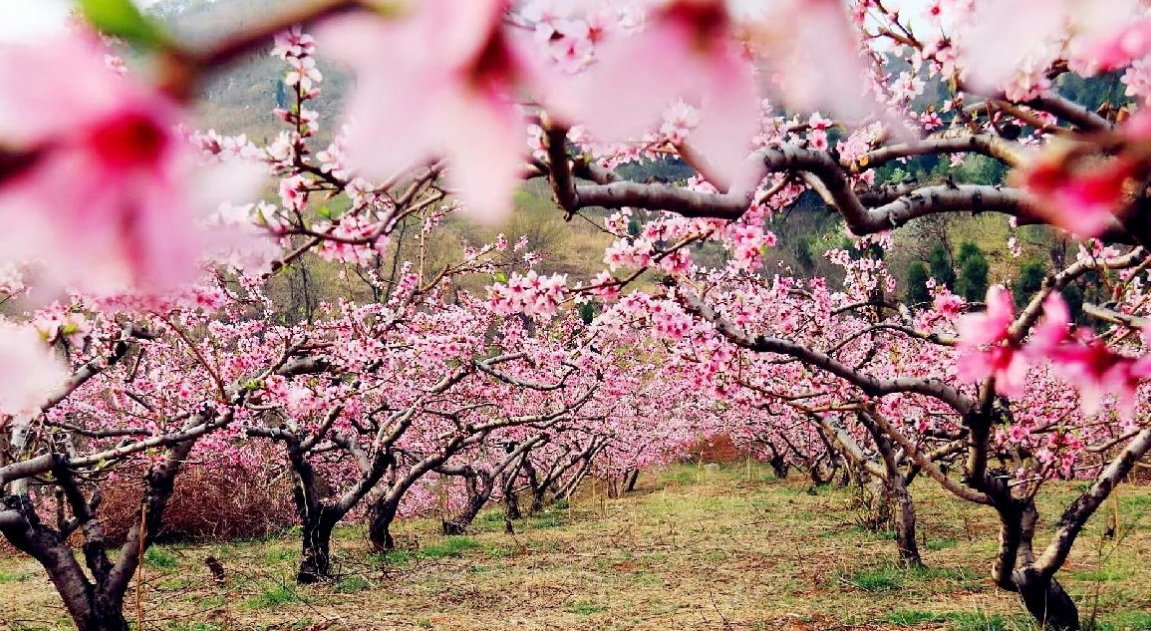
[1056,71,1132,112]
[907,263,931,305]
[955,243,989,301]
[627,215,643,237]
[274,79,288,110]
[796,235,817,271]
[614,157,694,183]
[952,154,1009,186]
[929,244,956,290]
[578,300,600,325]
[79,0,165,47]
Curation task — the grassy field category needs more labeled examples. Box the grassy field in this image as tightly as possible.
[2,464,1150,631]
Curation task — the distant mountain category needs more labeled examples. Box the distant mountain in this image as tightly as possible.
[141,0,349,141]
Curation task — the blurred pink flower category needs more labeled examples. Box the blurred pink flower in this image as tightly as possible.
[1048,334,1151,417]
[1025,293,1072,358]
[1015,153,1134,238]
[0,325,66,417]
[956,286,1027,395]
[318,0,546,223]
[0,34,260,294]
[573,0,760,191]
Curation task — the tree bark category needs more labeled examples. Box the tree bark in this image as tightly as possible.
[297,514,336,584]
[0,500,129,631]
[503,480,522,521]
[625,469,640,492]
[888,473,923,568]
[858,412,923,569]
[1015,569,1080,631]
[769,454,790,479]
[442,473,487,535]
[368,497,399,551]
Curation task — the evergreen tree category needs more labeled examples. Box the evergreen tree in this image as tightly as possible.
[1013,260,1047,304]
[955,243,989,302]
[928,244,955,290]
[275,79,288,110]
[907,263,931,305]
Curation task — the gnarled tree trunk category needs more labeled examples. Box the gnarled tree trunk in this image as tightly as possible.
[625,469,640,492]
[368,496,400,551]
[297,512,338,584]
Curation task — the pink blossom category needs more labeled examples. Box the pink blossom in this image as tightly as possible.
[573,0,759,191]
[0,34,260,293]
[1015,153,1135,238]
[488,270,568,317]
[932,291,964,319]
[1025,294,1072,358]
[0,325,66,417]
[1048,336,1151,417]
[318,0,547,223]
[956,286,1028,395]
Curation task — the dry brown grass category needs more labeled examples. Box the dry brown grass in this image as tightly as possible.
[2,463,1150,631]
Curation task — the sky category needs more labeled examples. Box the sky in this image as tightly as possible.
[0,0,160,42]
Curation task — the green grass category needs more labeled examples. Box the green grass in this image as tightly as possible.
[885,609,949,626]
[0,570,31,583]
[841,566,905,592]
[261,548,299,564]
[1072,567,1134,582]
[3,464,1150,630]
[335,575,370,592]
[144,546,179,569]
[418,536,485,559]
[1095,611,1151,630]
[927,537,960,551]
[241,584,299,610]
[948,612,1037,631]
[886,610,1040,631]
[564,600,606,615]
[165,623,223,631]
[524,511,564,530]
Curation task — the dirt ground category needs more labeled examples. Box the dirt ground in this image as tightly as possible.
[2,463,1149,631]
